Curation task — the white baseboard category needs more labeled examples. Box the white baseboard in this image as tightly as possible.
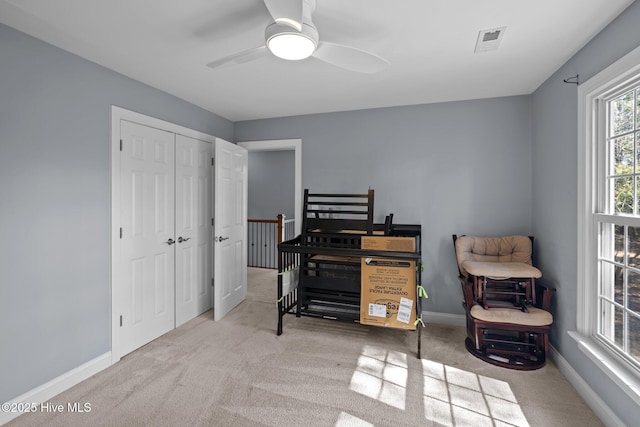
[0,352,111,426]
[422,310,466,327]
[549,346,625,427]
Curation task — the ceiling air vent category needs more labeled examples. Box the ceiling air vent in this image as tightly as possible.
[474,26,507,53]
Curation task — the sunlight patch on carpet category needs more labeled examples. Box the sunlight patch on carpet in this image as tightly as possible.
[349,345,408,410]
[348,345,529,426]
[335,412,374,427]
[422,359,529,426]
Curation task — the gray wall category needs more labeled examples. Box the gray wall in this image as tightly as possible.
[0,23,233,403]
[532,1,640,424]
[248,151,295,219]
[235,96,534,316]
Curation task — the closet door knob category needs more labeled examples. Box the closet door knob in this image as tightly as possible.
[178,236,191,243]
[165,238,175,245]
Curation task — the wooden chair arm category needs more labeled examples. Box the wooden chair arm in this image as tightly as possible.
[460,277,476,310]
[535,280,556,311]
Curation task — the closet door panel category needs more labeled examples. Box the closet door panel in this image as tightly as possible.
[175,134,213,326]
[119,120,175,356]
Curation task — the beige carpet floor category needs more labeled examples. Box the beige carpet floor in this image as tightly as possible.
[8,267,602,427]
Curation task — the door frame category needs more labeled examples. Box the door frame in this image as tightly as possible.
[110,106,215,363]
[236,139,302,235]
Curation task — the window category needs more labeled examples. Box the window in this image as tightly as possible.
[597,85,640,368]
[577,45,640,403]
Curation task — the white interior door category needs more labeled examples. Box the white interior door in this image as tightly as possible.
[214,138,248,321]
[175,134,213,327]
[119,120,175,356]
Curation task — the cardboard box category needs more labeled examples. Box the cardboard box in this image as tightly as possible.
[360,236,417,330]
[361,235,416,252]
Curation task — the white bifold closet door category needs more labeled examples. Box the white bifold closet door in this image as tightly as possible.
[119,120,212,357]
[174,134,212,327]
[213,139,248,321]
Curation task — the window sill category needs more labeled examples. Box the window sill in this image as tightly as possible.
[568,330,640,406]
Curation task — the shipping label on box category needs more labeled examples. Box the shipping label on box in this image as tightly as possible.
[360,257,417,330]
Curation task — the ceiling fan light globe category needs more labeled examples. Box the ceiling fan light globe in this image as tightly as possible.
[265,22,319,61]
[267,33,315,60]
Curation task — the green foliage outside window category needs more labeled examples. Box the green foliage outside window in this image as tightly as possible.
[614,164,634,214]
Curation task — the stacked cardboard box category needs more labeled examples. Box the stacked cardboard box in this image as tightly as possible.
[360,236,417,330]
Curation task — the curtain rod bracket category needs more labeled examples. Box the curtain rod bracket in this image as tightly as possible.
[563,74,579,85]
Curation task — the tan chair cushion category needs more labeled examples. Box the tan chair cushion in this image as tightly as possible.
[462,261,541,279]
[455,235,534,278]
[470,305,553,326]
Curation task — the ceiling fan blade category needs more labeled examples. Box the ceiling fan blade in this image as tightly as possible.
[263,0,303,31]
[313,41,390,74]
[193,4,270,41]
[206,46,268,70]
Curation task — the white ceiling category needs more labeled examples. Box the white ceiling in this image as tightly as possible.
[0,0,634,121]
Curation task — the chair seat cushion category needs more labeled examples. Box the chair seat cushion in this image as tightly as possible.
[462,261,542,279]
[470,305,553,326]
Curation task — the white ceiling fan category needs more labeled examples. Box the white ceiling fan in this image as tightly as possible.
[206,0,390,74]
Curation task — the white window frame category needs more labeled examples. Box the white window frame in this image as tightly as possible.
[575,44,640,405]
